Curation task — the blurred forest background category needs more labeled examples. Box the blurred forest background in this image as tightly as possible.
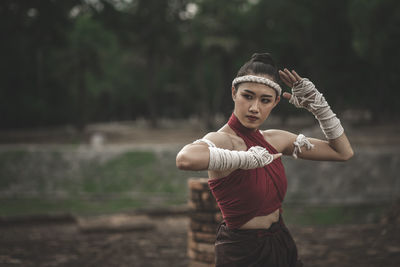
[1,0,400,218]
[1,1,400,265]
[1,0,400,131]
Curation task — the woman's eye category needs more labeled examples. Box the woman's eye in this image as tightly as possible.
[242,94,252,99]
[262,99,271,103]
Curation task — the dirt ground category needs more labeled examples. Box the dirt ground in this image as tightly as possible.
[0,210,399,267]
[1,121,400,266]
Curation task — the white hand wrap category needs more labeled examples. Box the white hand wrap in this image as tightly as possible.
[290,78,344,139]
[292,134,314,159]
[209,146,274,171]
[193,139,274,171]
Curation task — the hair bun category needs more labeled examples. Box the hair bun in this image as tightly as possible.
[251,53,276,67]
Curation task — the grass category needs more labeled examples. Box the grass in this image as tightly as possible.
[282,203,387,225]
[0,148,390,224]
[81,151,157,193]
[0,198,388,226]
[0,148,206,217]
[0,197,146,217]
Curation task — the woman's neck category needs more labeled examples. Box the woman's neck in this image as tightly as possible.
[230,113,258,132]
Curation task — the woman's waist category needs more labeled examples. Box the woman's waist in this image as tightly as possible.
[239,209,280,230]
[216,210,285,244]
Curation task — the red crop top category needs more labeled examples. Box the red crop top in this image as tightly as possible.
[208,113,288,229]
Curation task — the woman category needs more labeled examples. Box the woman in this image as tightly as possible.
[176,53,353,267]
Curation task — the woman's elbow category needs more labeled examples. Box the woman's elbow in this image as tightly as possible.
[176,145,210,170]
[346,149,355,160]
[176,152,196,170]
[340,148,354,161]
[176,153,187,170]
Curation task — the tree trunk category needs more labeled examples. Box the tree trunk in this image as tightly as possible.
[146,50,159,128]
[76,57,87,132]
[196,56,213,131]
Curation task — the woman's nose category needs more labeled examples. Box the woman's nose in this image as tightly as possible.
[249,100,259,112]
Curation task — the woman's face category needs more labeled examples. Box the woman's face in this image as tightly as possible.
[232,76,280,130]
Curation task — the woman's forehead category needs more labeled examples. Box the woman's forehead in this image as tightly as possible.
[237,82,277,96]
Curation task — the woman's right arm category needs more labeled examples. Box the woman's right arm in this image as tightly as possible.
[176,132,233,171]
[177,131,282,173]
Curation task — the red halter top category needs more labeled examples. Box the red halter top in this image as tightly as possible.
[208,113,288,229]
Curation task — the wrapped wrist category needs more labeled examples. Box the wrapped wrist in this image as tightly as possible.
[290,78,344,139]
[208,146,273,171]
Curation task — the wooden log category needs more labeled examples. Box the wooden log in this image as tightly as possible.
[189,211,223,224]
[188,200,220,212]
[201,191,212,201]
[190,190,201,202]
[189,211,217,223]
[188,260,215,267]
[188,178,219,264]
[77,214,155,233]
[188,230,216,243]
[188,248,215,263]
[190,220,202,231]
[188,178,209,191]
[189,197,219,208]
[188,239,215,254]
[190,220,218,233]
[214,212,223,223]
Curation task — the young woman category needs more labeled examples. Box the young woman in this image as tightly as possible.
[176,53,353,267]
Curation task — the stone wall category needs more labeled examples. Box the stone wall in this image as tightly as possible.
[282,145,400,204]
[0,144,398,205]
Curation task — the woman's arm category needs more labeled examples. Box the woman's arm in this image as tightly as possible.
[176,131,283,173]
[274,69,354,161]
[266,129,353,161]
[176,132,233,171]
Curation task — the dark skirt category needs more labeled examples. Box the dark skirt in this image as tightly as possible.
[215,217,303,267]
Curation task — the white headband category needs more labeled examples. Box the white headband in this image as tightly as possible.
[232,75,282,96]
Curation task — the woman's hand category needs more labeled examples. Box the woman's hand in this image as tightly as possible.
[279,68,301,85]
[279,68,316,110]
[279,68,302,100]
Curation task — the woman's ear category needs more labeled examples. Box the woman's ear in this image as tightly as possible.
[231,86,237,101]
[273,95,281,108]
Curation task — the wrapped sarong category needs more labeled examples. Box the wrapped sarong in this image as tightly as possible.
[215,217,303,267]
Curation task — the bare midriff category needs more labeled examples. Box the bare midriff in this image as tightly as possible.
[239,209,280,230]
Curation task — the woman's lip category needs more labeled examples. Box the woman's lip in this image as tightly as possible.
[246,115,259,121]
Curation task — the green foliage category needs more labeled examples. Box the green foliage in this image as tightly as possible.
[1,0,399,128]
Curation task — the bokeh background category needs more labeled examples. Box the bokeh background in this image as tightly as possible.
[1,0,400,266]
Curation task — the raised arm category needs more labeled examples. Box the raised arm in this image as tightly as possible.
[275,69,354,161]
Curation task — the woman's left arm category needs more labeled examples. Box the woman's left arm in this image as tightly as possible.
[266,129,353,161]
[274,68,354,161]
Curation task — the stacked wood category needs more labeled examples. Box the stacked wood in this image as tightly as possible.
[188,178,223,267]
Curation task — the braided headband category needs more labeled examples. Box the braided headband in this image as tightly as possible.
[232,75,282,96]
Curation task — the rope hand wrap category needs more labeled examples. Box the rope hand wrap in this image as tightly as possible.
[232,75,282,96]
[290,78,344,139]
[209,146,273,171]
[292,134,315,159]
[193,139,274,171]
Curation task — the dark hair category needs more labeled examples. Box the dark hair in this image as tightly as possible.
[236,53,279,83]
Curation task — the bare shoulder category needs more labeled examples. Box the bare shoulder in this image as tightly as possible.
[201,131,234,150]
[262,129,295,139]
[262,129,297,153]
[200,124,247,151]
